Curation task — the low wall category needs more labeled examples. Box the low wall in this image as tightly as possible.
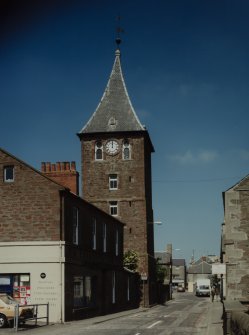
[223,300,249,335]
[231,311,249,335]
[157,284,171,304]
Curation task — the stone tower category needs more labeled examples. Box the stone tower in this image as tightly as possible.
[77,46,156,305]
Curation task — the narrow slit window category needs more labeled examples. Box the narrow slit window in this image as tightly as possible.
[115,229,119,256]
[103,222,107,253]
[92,218,97,250]
[73,207,79,245]
[127,277,130,301]
[123,139,131,160]
[112,271,116,304]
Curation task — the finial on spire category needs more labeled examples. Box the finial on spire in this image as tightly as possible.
[116,15,124,50]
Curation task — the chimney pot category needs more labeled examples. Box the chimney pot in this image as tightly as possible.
[71,161,76,171]
[166,244,172,255]
[41,162,46,172]
[56,162,61,171]
[45,162,51,172]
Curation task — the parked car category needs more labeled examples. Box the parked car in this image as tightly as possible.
[0,294,34,328]
[177,285,185,292]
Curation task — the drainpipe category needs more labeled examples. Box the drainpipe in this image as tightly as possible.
[59,240,64,323]
[59,191,65,323]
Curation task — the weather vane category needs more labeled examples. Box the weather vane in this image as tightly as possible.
[116,15,124,49]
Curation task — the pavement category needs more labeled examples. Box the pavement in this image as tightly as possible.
[0,298,224,334]
[206,299,224,335]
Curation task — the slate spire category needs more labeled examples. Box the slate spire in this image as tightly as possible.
[79,48,145,134]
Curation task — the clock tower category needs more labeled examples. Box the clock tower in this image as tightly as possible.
[77,45,156,306]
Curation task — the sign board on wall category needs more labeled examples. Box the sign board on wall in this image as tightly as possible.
[141,273,147,281]
[20,275,30,282]
[212,263,226,275]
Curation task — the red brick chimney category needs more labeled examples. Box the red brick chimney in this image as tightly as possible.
[41,161,79,195]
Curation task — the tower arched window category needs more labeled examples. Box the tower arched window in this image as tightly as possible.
[123,139,131,160]
[95,141,103,160]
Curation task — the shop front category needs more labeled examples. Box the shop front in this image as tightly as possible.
[0,274,31,305]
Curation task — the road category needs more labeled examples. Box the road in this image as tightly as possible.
[1,292,213,335]
[81,292,210,335]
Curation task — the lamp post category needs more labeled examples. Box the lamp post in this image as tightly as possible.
[142,220,162,307]
[147,221,162,226]
[171,248,182,298]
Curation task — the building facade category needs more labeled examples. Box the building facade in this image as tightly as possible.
[172,259,186,289]
[154,244,173,285]
[77,47,156,305]
[187,257,212,293]
[221,175,249,301]
[0,148,139,322]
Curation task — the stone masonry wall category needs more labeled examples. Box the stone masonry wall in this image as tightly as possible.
[81,134,149,264]
[80,133,156,305]
[224,178,249,301]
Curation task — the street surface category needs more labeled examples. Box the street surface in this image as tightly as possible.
[0,292,216,335]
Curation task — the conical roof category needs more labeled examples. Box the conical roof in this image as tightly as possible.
[79,49,145,134]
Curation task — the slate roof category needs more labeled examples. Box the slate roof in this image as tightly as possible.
[188,261,212,274]
[79,49,145,134]
[172,259,186,267]
[224,174,249,192]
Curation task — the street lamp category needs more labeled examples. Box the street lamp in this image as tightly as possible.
[141,220,163,307]
[147,221,162,225]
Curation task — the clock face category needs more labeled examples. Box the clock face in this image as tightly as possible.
[106,140,119,155]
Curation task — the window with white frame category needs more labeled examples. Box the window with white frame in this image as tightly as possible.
[4,165,14,182]
[112,271,116,304]
[73,276,94,308]
[109,174,118,190]
[95,140,103,160]
[92,218,96,250]
[115,229,119,256]
[85,276,92,305]
[109,201,118,216]
[103,222,107,253]
[74,276,83,305]
[73,207,79,245]
[122,139,131,160]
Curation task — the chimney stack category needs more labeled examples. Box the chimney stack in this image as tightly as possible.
[41,161,79,195]
[166,244,172,256]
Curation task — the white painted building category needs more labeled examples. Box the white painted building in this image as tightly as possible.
[0,241,65,323]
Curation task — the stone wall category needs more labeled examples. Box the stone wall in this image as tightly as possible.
[222,176,249,301]
[79,132,156,305]
[81,136,150,249]
[231,311,249,335]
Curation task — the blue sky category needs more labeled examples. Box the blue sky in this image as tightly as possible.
[1,0,249,263]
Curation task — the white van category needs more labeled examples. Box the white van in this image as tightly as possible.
[195,279,210,297]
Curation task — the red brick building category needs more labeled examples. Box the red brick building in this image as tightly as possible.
[77,47,156,306]
[0,147,140,323]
